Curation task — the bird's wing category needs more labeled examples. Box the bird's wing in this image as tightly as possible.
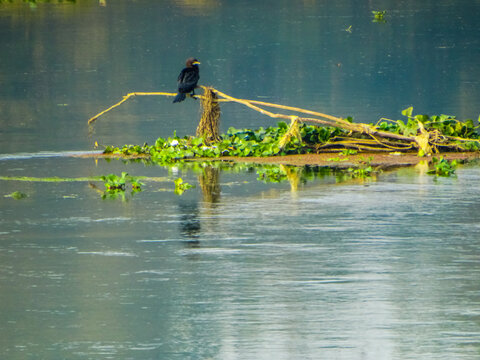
[177,68,187,83]
[182,70,198,84]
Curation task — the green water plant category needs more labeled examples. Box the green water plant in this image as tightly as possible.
[327,156,349,162]
[101,172,128,191]
[372,10,386,22]
[377,107,480,154]
[348,166,373,178]
[174,178,194,195]
[341,149,358,156]
[103,122,347,165]
[4,191,27,200]
[101,172,143,192]
[347,156,375,178]
[378,107,480,139]
[427,157,457,177]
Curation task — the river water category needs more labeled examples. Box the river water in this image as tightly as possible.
[1,1,480,359]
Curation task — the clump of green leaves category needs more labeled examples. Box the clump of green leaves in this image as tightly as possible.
[101,172,128,191]
[348,166,373,178]
[103,122,347,165]
[341,149,358,156]
[427,157,457,177]
[348,156,374,178]
[377,107,480,140]
[327,156,349,162]
[101,172,143,192]
[372,10,386,22]
[174,178,194,195]
[4,191,27,200]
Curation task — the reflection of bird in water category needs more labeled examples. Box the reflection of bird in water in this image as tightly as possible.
[178,202,201,247]
[173,57,200,103]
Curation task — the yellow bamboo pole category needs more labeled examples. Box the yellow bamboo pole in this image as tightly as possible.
[208,87,347,124]
[87,92,177,124]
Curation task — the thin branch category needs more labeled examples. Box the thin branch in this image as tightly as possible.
[87,92,177,124]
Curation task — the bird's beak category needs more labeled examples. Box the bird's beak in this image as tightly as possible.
[192,61,201,65]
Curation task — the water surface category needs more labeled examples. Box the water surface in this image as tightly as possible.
[1,1,480,359]
[1,158,480,359]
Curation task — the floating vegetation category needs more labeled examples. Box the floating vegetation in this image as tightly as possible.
[372,10,387,23]
[0,0,76,8]
[0,175,101,182]
[103,121,325,164]
[174,177,194,195]
[101,172,143,192]
[427,157,457,177]
[4,191,28,200]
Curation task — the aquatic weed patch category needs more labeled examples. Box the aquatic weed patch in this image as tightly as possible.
[377,107,480,154]
[103,122,348,164]
[174,178,195,195]
[4,191,28,200]
[101,172,144,197]
[103,108,480,165]
[427,157,457,177]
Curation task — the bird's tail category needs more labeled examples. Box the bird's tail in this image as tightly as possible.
[173,93,186,103]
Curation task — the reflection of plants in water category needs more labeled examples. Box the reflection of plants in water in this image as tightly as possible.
[347,156,375,178]
[256,164,335,190]
[160,161,379,190]
[257,166,288,183]
[199,166,221,203]
[0,159,384,202]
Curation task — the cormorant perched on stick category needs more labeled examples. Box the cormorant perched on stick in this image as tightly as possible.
[173,57,200,103]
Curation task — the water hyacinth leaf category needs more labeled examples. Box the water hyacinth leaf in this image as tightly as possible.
[402,106,413,118]
[427,156,457,177]
[174,177,194,195]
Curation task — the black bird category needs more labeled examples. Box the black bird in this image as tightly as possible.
[173,57,200,103]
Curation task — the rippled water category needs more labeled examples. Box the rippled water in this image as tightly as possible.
[1,156,480,359]
[1,0,480,358]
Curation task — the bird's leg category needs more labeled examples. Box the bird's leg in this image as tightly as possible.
[190,89,197,100]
